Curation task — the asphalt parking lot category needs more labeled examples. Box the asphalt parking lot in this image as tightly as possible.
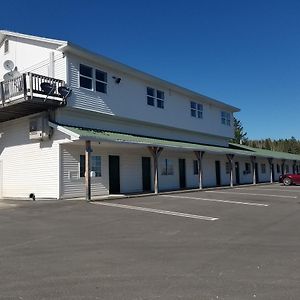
[0,183,300,300]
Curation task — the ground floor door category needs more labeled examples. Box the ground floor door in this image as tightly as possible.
[255,163,259,183]
[109,155,120,194]
[215,160,221,186]
[142,157,151,192]
[179,159,186,189]
[235,162,240,185]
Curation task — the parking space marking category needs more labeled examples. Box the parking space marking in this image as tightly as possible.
[160,195,268,207]
[205,191,297,198]
[235,187,300,193]
[92,202,218,221]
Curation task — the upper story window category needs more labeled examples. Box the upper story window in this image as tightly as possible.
[147,87,164,109]
[190,101,203,118]
[79,64,107,94]
[79,64,93,89]
[95,70,107,93]
[221,111,231,126]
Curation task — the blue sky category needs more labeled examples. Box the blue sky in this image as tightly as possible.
[1,0,300,140]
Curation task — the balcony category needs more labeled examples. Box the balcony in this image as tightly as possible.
[0,73,69,123]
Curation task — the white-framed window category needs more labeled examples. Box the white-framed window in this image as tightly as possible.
[147,87,165,109]
[95,69,107,93]
[193,160,199,175]
[80,155,102,177]
[190,101,203,118]
[261,163,266,174]
[79,64,107,94]
[161,159,174,175]
[4,40,9,54]
[221,111,231,126]
[79,64,93,90]
[147,87,155,106]
[225,162,230,174]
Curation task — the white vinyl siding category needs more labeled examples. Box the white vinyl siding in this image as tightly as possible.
[0,116,61,199]
[67,56,234,140]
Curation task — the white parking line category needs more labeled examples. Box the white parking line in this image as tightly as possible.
[205,191,297,199]
[235,187,300,193]
[160,195,268,207]
[92,202,218,221]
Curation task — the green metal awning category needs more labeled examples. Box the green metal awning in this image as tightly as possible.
[51,122,300,161]
[53,123,257,156]
[229,143,300,161]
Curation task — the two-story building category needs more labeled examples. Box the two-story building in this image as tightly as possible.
[1,30,300,200]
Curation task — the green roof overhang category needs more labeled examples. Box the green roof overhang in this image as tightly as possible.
[50,122,300,161]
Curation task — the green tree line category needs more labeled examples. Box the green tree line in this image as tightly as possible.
[232,118,300,154]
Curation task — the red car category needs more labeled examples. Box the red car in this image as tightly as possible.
[279,174,300,186]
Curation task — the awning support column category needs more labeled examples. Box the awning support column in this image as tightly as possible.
[268,158,273,183]
[194,151,205,189]
[85,140,93,202]
[148,146,163,194]
[226,154,234,187]
[251,156,257,185]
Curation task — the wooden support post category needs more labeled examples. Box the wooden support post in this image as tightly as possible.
[268,158,273,183]
[148,146,163,194]
[194,151,205,189]
[226,154,234,187]
[251,156,256,185]
[85,140,92,201]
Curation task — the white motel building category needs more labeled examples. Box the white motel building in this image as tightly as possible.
[0,30,300,200]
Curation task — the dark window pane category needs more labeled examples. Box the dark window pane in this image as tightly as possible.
[80,76,92,89]
[157,90,164,99]
[147,87,155,96]
[197,111,203,118]
[80,64,92,77]
[197,104,203,111]
[96,70,107,82]
[191,109,196,117]
[157,99,164,109]
[96,81,107,93]
[191,101,196,109]
[147,96,154,106]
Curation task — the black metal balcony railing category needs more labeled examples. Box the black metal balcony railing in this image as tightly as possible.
[0,72,66,105]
